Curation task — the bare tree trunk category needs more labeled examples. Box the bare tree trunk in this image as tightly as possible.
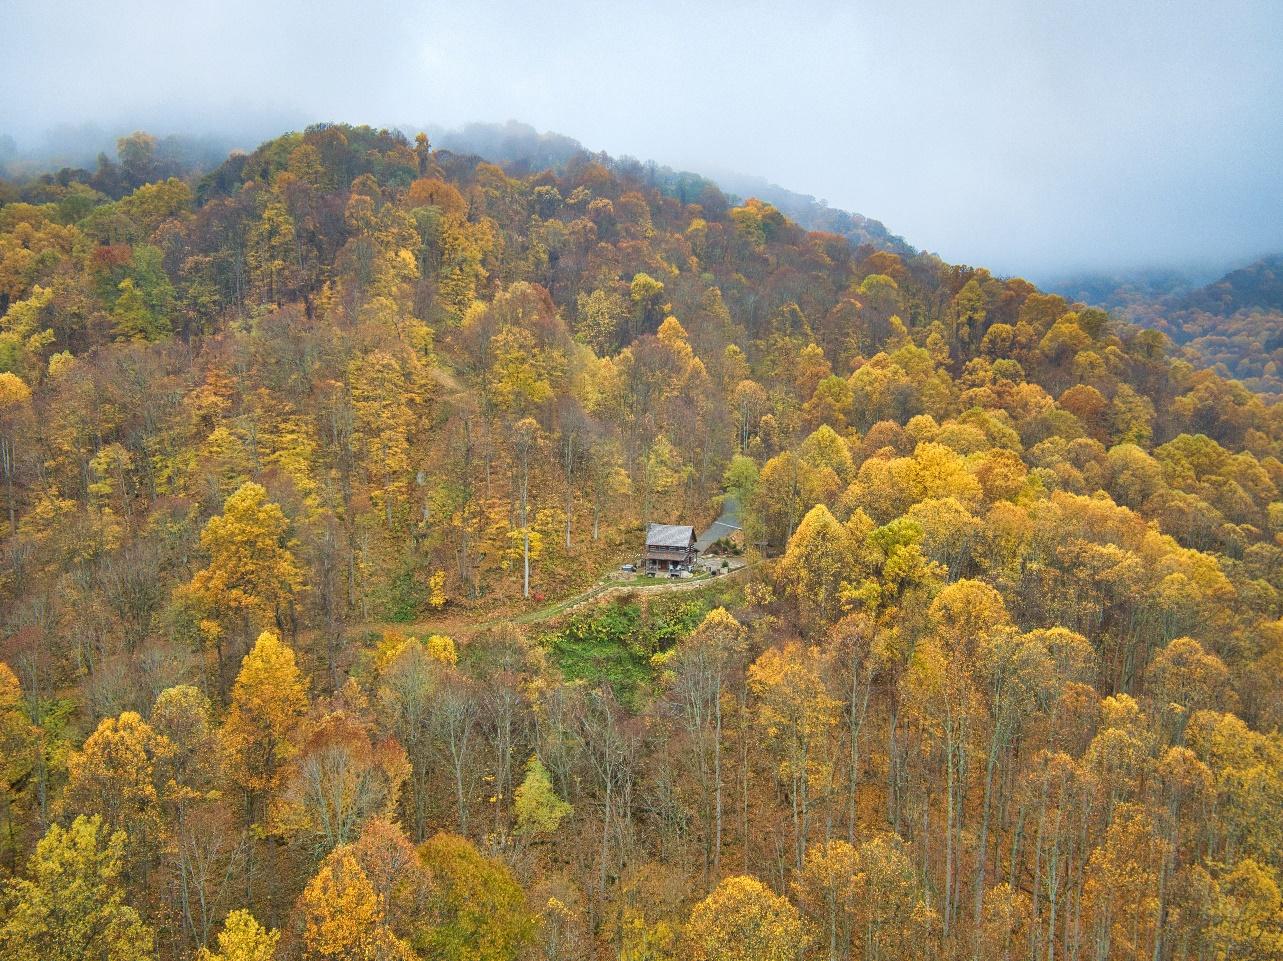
[2,436,15,534]
[563,428,576,550]
[973,727,1006,937]
[713,678,724,875]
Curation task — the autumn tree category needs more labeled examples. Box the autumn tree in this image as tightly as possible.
[1203,858,1283,960]
[0,815,153,961]
[970,627,1056,929]
[749,642,839,870]
[801,835,937,961]
[751,451,820,549]
[774,503,861,628]
[348,350,416,528]
[297,848,411,961]
[794,840,860,961]
[272,709,409,858]
[902,579,1012,936]
[1081,804,1169,961]
[977,884,1033,961]
[513,756,571,838]
[510,417,541,599]
[0,662,36,870]
[61,710,172,872]
[219,631,309,822]
[0,371,30,534]
[416,832,536,961]
[197,909,280,961]
[655,607,747,879]
[683,874,807,961]
[1148,636,1229,740]
[111,276,171,341]
[374,637,438,840]
[184,481,304,695]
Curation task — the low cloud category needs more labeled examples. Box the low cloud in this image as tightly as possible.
[4,0,1280,280]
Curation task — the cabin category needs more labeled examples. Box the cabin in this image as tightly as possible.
[644,523,697,573]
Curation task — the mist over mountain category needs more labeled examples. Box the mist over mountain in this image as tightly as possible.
[424,121,914,256]
[2,117,918,261]
[1062,255,1283,396]
[5,0,1281,278]
[1041,267,1218,313]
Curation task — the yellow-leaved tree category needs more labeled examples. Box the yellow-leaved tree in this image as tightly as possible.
[197,909,280,961]
[513,756,571,838]
[774,504,861,628]
[219,631,309,823]
[1203,858,1283,960]
[271,709,409,857]
[794,835,938,961]
[61,710,173,872]
[297,849,412,961]
[748,642,839,871]
[0,815,153,961]
[0,661,38,867]
[416,831,537,961]
[0,371,32,535]
[683,874,807,961]
[184,481,303,696]
[348,350,416,529]
[656,606,747,879]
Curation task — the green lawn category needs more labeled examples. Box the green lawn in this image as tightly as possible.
[539,583,742,707]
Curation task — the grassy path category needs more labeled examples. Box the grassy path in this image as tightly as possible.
[492,561,754,627]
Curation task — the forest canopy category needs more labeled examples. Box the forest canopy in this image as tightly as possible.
[0,124,1281,961]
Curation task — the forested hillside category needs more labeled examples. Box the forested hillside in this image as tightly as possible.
[1,124,1281,961]
[1073,256,1283,398]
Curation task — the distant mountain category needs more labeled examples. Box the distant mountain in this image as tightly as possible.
[1093,254,1283,396]
[1045,256,1283,316]
[1171,255,1283,316]
[1041,267,1205,312]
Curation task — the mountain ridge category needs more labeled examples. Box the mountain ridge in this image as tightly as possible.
[421,119,913,257]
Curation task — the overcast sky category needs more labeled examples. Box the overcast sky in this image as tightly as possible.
[3,0,1281,280]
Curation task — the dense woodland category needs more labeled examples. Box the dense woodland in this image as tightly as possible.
[0,124,1282,961]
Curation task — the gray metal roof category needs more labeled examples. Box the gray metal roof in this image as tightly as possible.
[646,523,695,548]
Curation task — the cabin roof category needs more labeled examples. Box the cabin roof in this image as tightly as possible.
[646,523,695,548]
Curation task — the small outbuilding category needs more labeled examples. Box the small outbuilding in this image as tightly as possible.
[644,523,697,573]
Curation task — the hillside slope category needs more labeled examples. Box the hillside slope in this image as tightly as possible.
[0,123,1281,961]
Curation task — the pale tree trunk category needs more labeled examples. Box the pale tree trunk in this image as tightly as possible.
[563,428,577,550]
[713,676,724,875]
[522,528,530,599]
[517,439,532,599]
[973,719,1011,937]
[2,435,15,534]
[846,652,874,845]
